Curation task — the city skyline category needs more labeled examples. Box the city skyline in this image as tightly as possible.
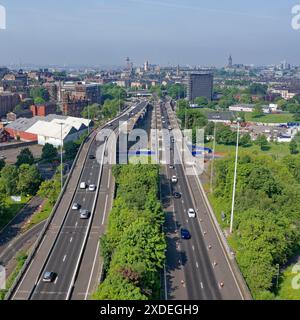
[0,0,299,67]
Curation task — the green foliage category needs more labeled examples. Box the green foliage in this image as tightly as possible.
[216,124,237,145]
[42,143,58,162]
[30,87,49,102]
[289,139,299,155]
[239,133,252,147]
[0,159,5,171]
[64,141,79,161]
[17,164,42,196]
[167,84,186,99]
[101,84,126,102]
[252,103,264,118]
[81,103,102,119]
[16,148,35,167]
[95,164,166,300]
[255,134,270,151]
[194,96,208,106]
[213,153,300,298]
[246,83,267,96]
[38,174,61,205]
[101,99,123,119]
[0,165,19,195]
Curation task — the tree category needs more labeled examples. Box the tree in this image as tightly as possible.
[30,87,49,102]
[42,143,58,162]
[81,104,102,120]
[0,165,19,195]
[194,96,208,106]
[240,133,252,147]
[64,141,79,161]
[16,148,35,167]
[38,175,61,205]
[34,97,46,105]
[252,104,264,118]
[167,84,186,99]
[247,83,267,96]
[255,134,270,151]
[216,124,236,145]
[17,164,42,196]
[293,113,300,122]
[289,139,299,155]
[0,159,5,171]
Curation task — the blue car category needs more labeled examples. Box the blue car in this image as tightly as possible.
[181,229,191,240]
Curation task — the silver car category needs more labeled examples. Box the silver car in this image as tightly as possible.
[80,209,90,219]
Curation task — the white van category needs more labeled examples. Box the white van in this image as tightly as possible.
[80,182,87,189]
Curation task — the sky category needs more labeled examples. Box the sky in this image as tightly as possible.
[0,0,299,67]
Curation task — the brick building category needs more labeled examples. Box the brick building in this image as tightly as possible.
[0,92,21,117]
[30,102,57,117]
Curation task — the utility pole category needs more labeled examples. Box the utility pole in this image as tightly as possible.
[210,122,217,194]
[59,122,64,191]
[87,102,90,135]
[230,120,240,234]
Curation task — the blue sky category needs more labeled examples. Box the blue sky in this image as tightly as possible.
[0,0,299,67]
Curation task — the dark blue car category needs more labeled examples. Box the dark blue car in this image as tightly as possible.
[181,229,191,240]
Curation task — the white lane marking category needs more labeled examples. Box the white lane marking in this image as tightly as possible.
[101,195,109,225]
[200,282,204,289]
[70,237,73,243]
[90,173,92,176]
[63,255,67,262]
[83,198,86,202]
[196,262,199,269]
[107,169,111,189]
[75,222,78,228]
[54,276,59,284]
[192,245,195,251]
[84,241,101,300]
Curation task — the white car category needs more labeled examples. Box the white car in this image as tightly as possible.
[80,182,87,189]
[188,208,196,218]
[171,176,178,183]
[72,203,80,210]
[89,184,96,191]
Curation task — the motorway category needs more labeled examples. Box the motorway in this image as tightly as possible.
[158,100,245,300]
[10,101,148,300]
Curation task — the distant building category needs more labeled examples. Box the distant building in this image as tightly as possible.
[6,110,33,122]
[0,92,21,117]
[5,114,91,146]
[30,102,58,117]
[228,55,233,68]
[229,104,254,113]
[187,72,213,101]
[207,112,235,124]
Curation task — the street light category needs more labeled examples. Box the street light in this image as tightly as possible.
[210,121,217,194]
[230,118,241,234]
[58,122,64,191]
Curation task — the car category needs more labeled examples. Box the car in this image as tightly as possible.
[173,192,181,199]
[80,182,87,189]
[89,155,95,160]
[171,138,175,144]
[89,184,96,191]
[42,271,57,283]
[72,203,80,210]
[169,164,175,169]
[80,209,90,219]
[188,208,196,218]
[181,229,191,240]
[171,176,178,183]
[168,126,172,131]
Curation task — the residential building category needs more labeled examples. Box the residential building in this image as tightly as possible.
[0,92,21,117]
[30,102,57,117]
[187,72,214,101]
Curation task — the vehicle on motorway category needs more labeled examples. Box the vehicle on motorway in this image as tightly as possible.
[173,192,181,199]
[89,184,96,191]
[169,164,175,169]
[80,209,90,219]
[42,271,57,283]
[89,154,95,160]
[181,229,191,240]
[80,182,87,189]
[72,203,80,210]
[168,126,172,131]
[188,208,196,218]
[171,138,175,143]
[171,176,178,183]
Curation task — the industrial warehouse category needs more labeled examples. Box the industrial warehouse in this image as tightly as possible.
[5,114,92,147]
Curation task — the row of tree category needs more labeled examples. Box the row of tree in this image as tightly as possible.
[213,152,300,299]
[93,164,166,300]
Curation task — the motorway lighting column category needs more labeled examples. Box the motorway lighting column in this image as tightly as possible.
[230,120,241,234]
[59,122,64,191]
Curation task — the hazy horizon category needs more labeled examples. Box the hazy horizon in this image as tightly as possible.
[0,0,299,67]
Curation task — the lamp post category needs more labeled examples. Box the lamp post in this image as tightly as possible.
[210,121,217,194]
[230,119,241,234]
[58,122,64,191]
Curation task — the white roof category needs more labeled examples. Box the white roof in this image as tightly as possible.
[26,121,75,140]
[50,117,89,130]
